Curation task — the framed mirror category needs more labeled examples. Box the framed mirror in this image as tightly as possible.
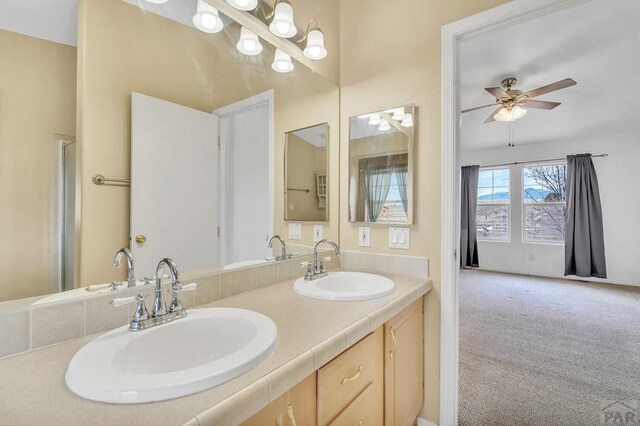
[284,123,329,222]
[348,105,415,224]
[0,0,339,308]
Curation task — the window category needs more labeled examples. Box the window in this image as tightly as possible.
[375,168,409,223]
[477,168,510,241]
[523,163,567,243]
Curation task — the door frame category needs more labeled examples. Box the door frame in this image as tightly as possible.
[214,90,275,265]
[50,134,76,293]
[439,0,591,424]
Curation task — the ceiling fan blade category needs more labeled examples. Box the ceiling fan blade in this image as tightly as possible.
[462,103,500,114]
[523,100,561,110]
[485,87,510,99]
[484,107,503,123]
[524,78,577,98]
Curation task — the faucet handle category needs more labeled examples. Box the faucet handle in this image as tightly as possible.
[321,256,332,262]
[173,282,197,292]
[169,282,197,314]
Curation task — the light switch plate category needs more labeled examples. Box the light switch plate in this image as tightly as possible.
[358,227,371,247]
[389,227,410,249]
[313,225,323,242]
[288,223,302,240]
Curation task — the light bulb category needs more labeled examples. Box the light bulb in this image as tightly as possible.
[236,26,263,55]
[271,49,294,73]
[226,0,258,11]
[368,114,381,126]
[193,0,223,33]
[303,28,327,60]
[269,1,297,38]
[379,120,391,132]
[401,113,413,127]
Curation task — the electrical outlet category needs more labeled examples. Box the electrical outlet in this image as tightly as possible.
[313,225,323,242]
[389,227,410,249]
[288,223,302,240]
[358,227,371,247]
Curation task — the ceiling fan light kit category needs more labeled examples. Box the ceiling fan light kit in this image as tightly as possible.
[462,77,577,124]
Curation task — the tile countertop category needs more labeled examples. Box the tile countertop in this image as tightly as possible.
[0,273,431,426]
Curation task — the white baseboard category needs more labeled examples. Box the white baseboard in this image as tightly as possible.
[417,417,438,426]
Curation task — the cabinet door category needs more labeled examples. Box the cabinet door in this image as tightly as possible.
[242,374,316,426]
[384,299,424,426]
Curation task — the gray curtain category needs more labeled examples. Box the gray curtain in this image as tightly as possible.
[460,165,479,268]
[364,168,392,222]
[565,154,607,278]
[395,165,409,214]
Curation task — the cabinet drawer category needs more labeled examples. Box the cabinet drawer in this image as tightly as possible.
[328,382,382,426]
[317,328,382,425]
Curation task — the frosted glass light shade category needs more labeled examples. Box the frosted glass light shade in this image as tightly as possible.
[494,105,527,122]
[269,2,297,38]
[378,120,391,131]
[368,114,381,126]
[237,27,263,55]
[226,0,258,11]
[303,28,327,60]
[193,0,223,33]
[401,113,414,127]
[272,49,294,73]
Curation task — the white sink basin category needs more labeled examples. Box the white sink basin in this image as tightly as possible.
[294,271,395,301]
[65,308,277,403]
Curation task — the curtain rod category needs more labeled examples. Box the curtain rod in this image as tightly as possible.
[478,153,608,169]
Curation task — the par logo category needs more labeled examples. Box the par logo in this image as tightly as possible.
[601,401,638,425]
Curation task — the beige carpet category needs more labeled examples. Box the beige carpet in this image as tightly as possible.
[459,270,640,426]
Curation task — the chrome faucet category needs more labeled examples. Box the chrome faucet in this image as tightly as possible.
[113,248,136,288]
[110,257,197,331]
[304,239,340,281]
[268,235,289,260]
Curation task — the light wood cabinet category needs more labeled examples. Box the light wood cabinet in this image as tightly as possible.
[242,374,316,426]
[384,299,424,426]
[317,328,384,426]
[244,299,424,426]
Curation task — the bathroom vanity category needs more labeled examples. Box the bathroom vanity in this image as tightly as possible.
[0,273,430,425]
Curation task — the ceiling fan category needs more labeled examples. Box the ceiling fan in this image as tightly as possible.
[462,77,577,123]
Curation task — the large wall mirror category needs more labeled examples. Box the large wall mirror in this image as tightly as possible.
[0,0,339,307]
[284,123,329,222]
[348,105,415,224]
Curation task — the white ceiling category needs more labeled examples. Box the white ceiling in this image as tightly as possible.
[0,0,78,46]
[0,0,231,47]
[459,0,640,150]
[292,124,327,147]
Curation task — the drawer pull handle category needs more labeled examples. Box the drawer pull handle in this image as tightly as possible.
[341,365,364,385]
[287,403,297,426]
[390,327,397,359]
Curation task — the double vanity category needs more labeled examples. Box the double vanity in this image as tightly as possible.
[0,261,430,425]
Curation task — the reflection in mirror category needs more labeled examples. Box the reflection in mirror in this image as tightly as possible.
[0,0,339,307]
[284,123,329,222]
[349,105,415,224]
[0,2,78,302]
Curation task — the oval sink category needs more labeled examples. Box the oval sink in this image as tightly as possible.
[294,271,395,301]
[65,308,277,403]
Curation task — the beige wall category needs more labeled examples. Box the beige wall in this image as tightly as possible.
[0,30,76,301]
[285,133,327,222]
[78,0,339,285]
[339,0,509,421]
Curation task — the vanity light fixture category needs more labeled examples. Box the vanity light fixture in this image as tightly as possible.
[401,113,414,127]
[226,0,258,11]
[272,49,294,73]
[493,105,527,122]
[193,0,224,34]
[299,19,327,60]
[368,113,381,126]
[269,0,297,38]
[378,119,391,132]
[237,27,263,55]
